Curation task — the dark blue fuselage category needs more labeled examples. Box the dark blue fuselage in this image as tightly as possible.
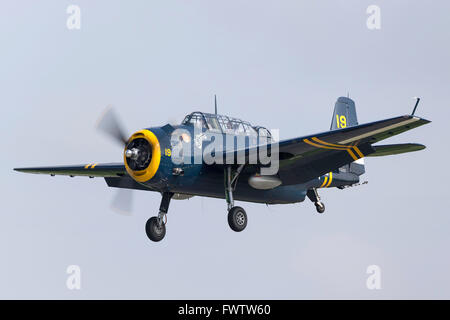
[136,124,357,204]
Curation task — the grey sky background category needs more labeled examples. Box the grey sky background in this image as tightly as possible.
[0,0,448,299]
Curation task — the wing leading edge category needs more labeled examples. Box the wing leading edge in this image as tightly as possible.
[14,162,126,178]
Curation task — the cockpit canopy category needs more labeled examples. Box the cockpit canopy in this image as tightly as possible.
[182,112,272,138]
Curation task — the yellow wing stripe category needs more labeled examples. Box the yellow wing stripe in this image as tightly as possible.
[304,139,344,150]
[347,149,359,161]
[84,163,99,169]
[353,146,364,158]
[311,137,350,150]
[305,137,365,162]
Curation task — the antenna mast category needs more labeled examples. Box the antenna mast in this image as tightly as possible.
[411,97,420,116]
[214,95,218,115]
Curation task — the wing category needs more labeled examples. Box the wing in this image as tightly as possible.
[277,115,430,184]
[14,162,126,178]
[223,115,430,185]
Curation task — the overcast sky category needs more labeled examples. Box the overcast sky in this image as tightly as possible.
[1,0,448,299]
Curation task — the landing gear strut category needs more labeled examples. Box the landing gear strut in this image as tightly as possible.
[145,192,173,242]
[307,188,325,214]
[225,165,247,232]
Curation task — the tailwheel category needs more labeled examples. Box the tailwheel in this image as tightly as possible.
[307,188,325,214]
[145,216,166,242]
[315,202,325,214]
[228,206,247,232]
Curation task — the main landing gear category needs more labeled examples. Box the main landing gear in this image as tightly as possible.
[145,166,247,241]
[307,188,325,214]
[225,165,247,232]
[228,206,247,232]
[145,192,173,242]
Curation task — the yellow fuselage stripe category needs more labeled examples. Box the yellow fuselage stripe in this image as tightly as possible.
[91,163,98,169]
[326,172,333,187]
[320,176,328,188]
[84,163,91,169]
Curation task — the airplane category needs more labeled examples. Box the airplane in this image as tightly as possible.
[14,96,430,242]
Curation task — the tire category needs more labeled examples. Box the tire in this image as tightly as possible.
[315,202,325,214]
[228,206,247,232]
[145,216,166,242]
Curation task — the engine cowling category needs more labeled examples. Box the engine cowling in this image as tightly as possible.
[124,129,161,183]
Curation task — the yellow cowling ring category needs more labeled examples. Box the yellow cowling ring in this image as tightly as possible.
[124,130,161,183]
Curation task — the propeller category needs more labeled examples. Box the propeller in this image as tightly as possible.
[96,105,129,146]
[96,105,134,216]
[110,187,134,216]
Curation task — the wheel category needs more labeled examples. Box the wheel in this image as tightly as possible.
[228,206,247,232]
[315,202,325,214]
[145,216,166,242]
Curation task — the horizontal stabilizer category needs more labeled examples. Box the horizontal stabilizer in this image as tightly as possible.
[367,143,426,157]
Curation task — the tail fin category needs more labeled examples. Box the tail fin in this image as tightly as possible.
[331,97,365,176]
[330,97,358,130]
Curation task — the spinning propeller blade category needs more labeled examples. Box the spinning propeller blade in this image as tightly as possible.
[96,105,129,146]
[110,188,134,216]
[96,105,136,215]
